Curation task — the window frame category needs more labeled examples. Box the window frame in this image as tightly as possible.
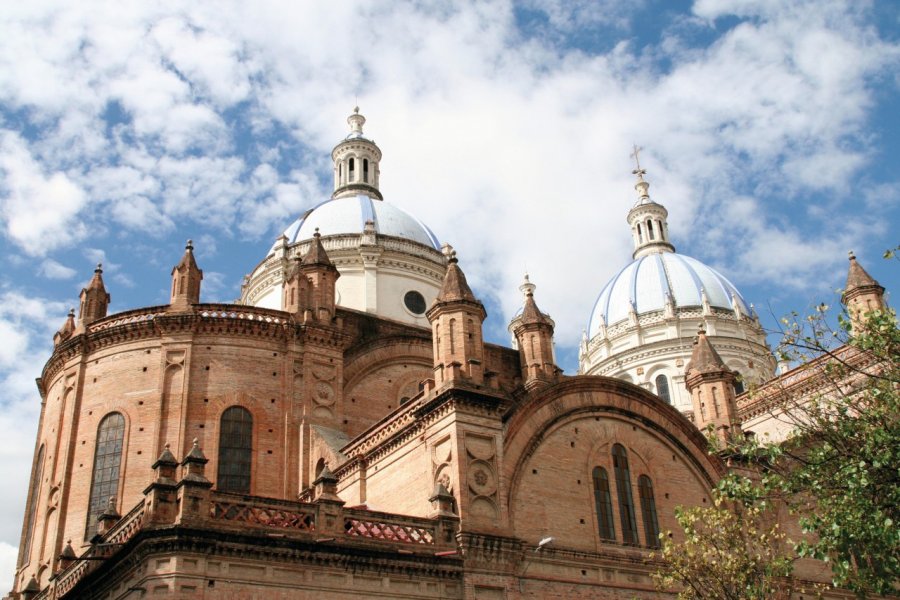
[592,466,616,541]
[638,474,660,548]
[612,443,639,545]
[85,412,126,539]
[217,406,253,494]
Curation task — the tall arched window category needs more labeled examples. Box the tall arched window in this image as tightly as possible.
[638,475,660,548]
[636,223,643,242]
[348,157,355,182]
[647,220,655,240]
[612,444,639,545]
[85,413,125,538]
[218,406,252,493]
[363,158,369,183]
[655,374,671,404]
[22,445,45,563]
[592,467,615,541]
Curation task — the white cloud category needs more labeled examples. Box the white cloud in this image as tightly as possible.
[0,542,19,592]
[0,132,88,255]
[38,259,77,280]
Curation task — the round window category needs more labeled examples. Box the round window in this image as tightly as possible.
[403,290,427,315]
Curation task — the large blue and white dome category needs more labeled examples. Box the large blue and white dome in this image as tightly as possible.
[244,109,447,329]
[275,195,441,253]
[588,252,751,338]
[579,170,774,411]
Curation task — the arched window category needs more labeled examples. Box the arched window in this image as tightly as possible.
[636,223,642,242]
[638,475,660,548]
[314,457,325,480]
[218,406,253,493]
[592,467,615,541]
[647,220,655,240]
[22,445,44,563]
[612,444,639,545]
[363,158,369,183]
[85,413,125,538]
[655,374,671,404]
[733,373,745,395]
[348,157,355,182]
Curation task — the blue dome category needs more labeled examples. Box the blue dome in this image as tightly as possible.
[276,195,441,250]
[589,253,751,337]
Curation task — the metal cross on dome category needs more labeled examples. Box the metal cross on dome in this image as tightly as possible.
[630,144,646,181]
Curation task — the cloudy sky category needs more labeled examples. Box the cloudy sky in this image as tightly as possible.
[1,0,898,589]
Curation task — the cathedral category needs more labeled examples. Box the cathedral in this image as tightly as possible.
[8,109,888,599]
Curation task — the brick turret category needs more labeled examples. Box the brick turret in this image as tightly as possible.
[426,250,486,386]
[77,264,110,329]
[509,275,558,389]
[296,229,340,322]
[282,255,310,316]
[170,240,203,310]
[53,308,76,346]
[684,327,740,441]
[842,251,886,334]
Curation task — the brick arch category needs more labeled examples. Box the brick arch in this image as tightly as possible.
[504,376,724,536]
[342,335,433,390]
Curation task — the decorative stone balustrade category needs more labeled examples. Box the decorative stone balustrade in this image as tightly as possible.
[31,443,459,598]
[34,501,145,600]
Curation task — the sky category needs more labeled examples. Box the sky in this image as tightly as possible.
[1,0,899,591]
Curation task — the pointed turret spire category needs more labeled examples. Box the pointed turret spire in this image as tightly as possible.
[685,327,727,374]
[518,275,553,327]
[303,228,334,267]
[509,274,557,388]
[427,250,487,386]
[77,263,110,328]
[842,251,886,333]
[169,240,203,311]
[291,230,340,322]
[685,327,740,441]
[625,147,676,259]
[54,308,76,346]
[436,250,478,303]
[332,107,383,200]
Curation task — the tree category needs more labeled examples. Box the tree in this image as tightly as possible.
[652,494,795,600]
[657,260,899,598]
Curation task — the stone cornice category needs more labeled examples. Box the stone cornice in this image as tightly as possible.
[738,344,876,421]
[586,334,774,377]
[340,384,509,466]
[39,304,351,389]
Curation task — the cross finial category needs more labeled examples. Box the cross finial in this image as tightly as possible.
[630,144,646,181]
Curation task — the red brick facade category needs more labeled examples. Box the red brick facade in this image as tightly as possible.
[9,244,861,600]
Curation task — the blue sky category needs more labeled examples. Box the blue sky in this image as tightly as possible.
[1,0,898,589]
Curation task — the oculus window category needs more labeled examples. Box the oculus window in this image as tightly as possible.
[404,290,427,315]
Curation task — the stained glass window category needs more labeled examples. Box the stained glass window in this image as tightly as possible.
[612,444,639,545]
[592,466,616,541]
[639,475,660,548]
[218,406,252,493]
[85,413,125,538]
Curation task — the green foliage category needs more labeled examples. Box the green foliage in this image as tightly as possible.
[719,306,900,597]
[652,496,795,600]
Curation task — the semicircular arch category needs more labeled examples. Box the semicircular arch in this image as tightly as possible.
[504,376,724,541]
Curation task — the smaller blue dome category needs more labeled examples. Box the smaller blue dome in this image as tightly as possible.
[589,253,750,338]
[275,195,440,251]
